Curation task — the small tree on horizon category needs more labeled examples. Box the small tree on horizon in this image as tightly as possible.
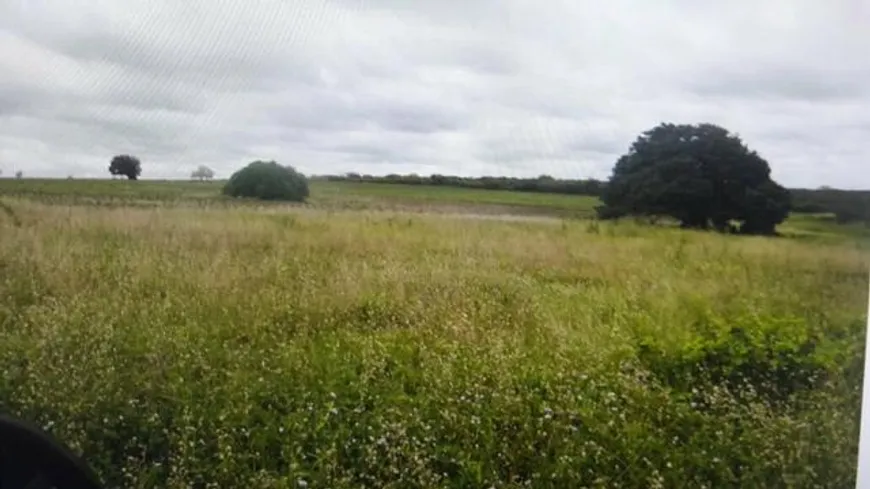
[191,165,215,181]
[109,154,142,180]
[14,170,23,180]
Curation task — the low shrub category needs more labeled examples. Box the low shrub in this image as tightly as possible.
[223,161,309,202]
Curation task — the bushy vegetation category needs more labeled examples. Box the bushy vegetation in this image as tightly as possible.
[0,194,866,488]
[224,161,310,202]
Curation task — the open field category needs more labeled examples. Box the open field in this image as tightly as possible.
[0,181,869,488]
[0,178,601,218]
[779,212,870,244]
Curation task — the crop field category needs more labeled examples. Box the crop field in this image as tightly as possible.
[0,179,868,488]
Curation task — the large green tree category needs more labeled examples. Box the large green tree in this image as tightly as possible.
[597,122,791,235]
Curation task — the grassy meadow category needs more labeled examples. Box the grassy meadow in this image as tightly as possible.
[0,179,868,488]
[0,178,600,218]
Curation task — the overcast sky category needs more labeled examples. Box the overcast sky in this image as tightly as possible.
[1,0,867,188]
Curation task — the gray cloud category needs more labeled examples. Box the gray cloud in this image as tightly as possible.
[261,87,472,134]
[686,66,870,102]
[0,0,868,188]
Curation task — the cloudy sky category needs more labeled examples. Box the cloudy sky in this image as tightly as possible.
[1,0,867,188]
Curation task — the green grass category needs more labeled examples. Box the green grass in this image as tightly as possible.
[0,183,868,488]
[312,181,600,213]
[0,178,221,201]
[0,178,600,217]
[779,213,870,244]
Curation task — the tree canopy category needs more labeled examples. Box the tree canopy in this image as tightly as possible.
[223,160,309,202]
[109,155,142,180]
[597,122,791,235]
[191,165,215,181]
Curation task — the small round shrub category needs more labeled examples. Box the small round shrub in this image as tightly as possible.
[223,160,310,202]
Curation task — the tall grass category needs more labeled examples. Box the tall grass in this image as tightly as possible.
[0,198,867,488]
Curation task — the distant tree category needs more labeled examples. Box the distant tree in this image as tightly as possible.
[109,154,142,180]
[223,160,309,202]
[597,122,791,235]
[191,165,215,181]
[14,171,22,180]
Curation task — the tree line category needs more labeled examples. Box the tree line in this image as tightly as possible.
[312,173,607,197]
[316,171,868,227]
[789,188,870,224]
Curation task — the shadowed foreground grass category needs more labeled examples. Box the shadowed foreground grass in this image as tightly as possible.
[0,199,867,488]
